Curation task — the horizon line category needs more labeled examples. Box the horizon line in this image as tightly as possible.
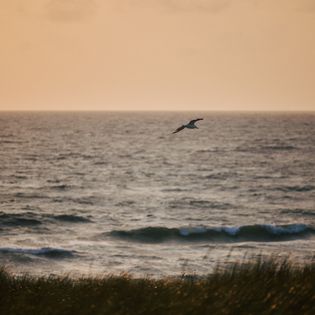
[0,109,315,113]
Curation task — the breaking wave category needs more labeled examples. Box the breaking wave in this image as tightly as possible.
[109,224,315,243]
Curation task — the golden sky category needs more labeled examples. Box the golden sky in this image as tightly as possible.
[1,0,315,111]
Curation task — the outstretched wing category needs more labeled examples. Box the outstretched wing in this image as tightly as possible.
[188,118,203,125]
[172,125,186,134]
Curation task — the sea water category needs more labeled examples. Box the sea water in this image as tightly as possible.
[0,112,314,276]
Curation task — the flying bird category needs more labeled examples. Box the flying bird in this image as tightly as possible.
[172,118,203,134]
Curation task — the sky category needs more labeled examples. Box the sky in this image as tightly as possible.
[1,0,315,111]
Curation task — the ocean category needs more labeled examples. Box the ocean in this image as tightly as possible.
[0,112,314,276]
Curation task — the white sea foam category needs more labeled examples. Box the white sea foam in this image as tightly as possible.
[179,226,208,236]
[263,224,308,235]
[222,226,240,236]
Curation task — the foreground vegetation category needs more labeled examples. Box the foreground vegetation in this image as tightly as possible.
[0,259,314,315]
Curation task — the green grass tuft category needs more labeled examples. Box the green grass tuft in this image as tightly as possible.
[0,259,314,315]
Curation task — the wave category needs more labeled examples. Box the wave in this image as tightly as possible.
[236,144,297,153]
[109,224,315,243]
[196,148,227,153]
[42,184,82,191]
[0,212,91,227]
[53,214,92,223]
[280,209,315,216]
[203,173,232,180]
[0,247,76,259]
[14,192,50,200]
[0,212,42,227]
[276,185,314,193]
[161,188,189,192]
[0,140,24,144]
[261,145,297,151]
[169,199,232,210]
[52,196,95,205]
[188,200,231,209]
[49,184,69,190]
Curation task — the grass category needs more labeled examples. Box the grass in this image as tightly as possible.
[0,259,314,315]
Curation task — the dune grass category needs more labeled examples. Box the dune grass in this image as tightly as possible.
[0,259,314,315]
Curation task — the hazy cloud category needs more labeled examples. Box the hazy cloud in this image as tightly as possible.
[46,0,97,22]
[241,0,315,12]
[120,0,315,13]
[160,0,231,12]
[120,0,231,13]
[297,0,315,11]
